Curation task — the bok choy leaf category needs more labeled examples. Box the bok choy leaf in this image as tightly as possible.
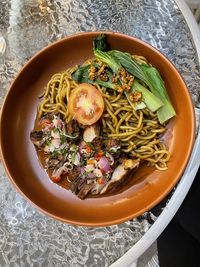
[129,81,163,113]
[109,49,176,123]
[94,49,122,73]
[140,64,176,124]
[71,64,116,90]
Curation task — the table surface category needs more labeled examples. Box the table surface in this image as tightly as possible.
[0,0,200,266]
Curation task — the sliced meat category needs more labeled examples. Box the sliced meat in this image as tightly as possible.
[67,166,81,182]
[100,159,140,194]
[70,176,82,193]
[39,116,52,129]
[45,158,60,169]
[83,124,100,143]
[40,112,61,123]
[66,121,73,134]
[51,165,65,180]
[30,130,43,141]
[30,131,44,146]
[71,172,97,199]
[91,182,106,195]
[71,176,90,197]
[77,182,95,200]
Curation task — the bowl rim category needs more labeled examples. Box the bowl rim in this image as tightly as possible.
[0,31,196,226]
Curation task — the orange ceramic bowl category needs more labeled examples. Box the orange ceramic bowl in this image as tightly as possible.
[0,32,195,226]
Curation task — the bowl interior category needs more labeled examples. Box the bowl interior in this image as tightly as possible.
[0,32,195,226]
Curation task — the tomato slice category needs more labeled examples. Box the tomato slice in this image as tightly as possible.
[51,176,61,183]
[68,83,104,125]
[40,118,51,129]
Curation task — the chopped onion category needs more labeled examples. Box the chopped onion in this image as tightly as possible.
[98,156,111,172]
[62,162,73,172]
[87,173,96,179]
[51,130,60,139]
[78,141,85,155]
[94,168,103,177]
[52,116,63,128]
[51,138,61,149]
[85,164,94,172]
[80,166,85,174]
[105,152,114,166]
[74,152,81,166]
[52,166,64,178]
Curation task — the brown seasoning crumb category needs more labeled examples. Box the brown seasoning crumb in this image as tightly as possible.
[129,91,142,102]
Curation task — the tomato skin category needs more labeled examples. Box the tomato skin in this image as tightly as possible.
[51,176,61,183]
[68,83,104,125]
[94,150,104,161]
[97,177,106,185]
[86,146,92,153]
[40,118,51,128]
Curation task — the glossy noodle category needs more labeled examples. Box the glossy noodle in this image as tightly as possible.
[37,57,170,171]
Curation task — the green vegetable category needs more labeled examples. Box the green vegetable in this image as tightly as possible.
[71,151,77,163]
[109,50,150,84]
[93,34,110,51]
[70,144,78,151]
[124,91,146,110]
[133,102,146,110]
[94,49,122,73]
[127,81,163,113]
[72,63,116,90]
[51,150,59,157]
[94,48,163,112]
[87,142,96,151]
[60,134,67,144]
[43,138,52,146]
[93,78,116,90]
[108,146,121,154]
[73,34,176,124]
[109,50,176,123]
[140,64,176,123]
[71,64,90,83]
[93,35,176,123]
[60,148,67,155]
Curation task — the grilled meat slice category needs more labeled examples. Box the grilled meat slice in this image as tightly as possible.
[83,124,100,143]
[100,159,140,194]
[30,131,44,147]
[30,130,43,141]
[77,183,95,200]
[67,166,81,183]
[45,158,60,169]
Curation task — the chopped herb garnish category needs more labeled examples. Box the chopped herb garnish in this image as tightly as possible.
[71,152,77,163]
[53,128,60,133]
[43,137,52,146]
[51,150,60,157]
[60,148,67,155]
[87,142,96,151]
[108,146,120,153]
[70,144,78,151]
[60,134,67,144]
[65,133,78,139]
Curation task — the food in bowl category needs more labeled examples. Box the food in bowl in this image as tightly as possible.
[30,34,176,199]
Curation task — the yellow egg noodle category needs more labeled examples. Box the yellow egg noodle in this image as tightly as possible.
[38,57,170,171]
